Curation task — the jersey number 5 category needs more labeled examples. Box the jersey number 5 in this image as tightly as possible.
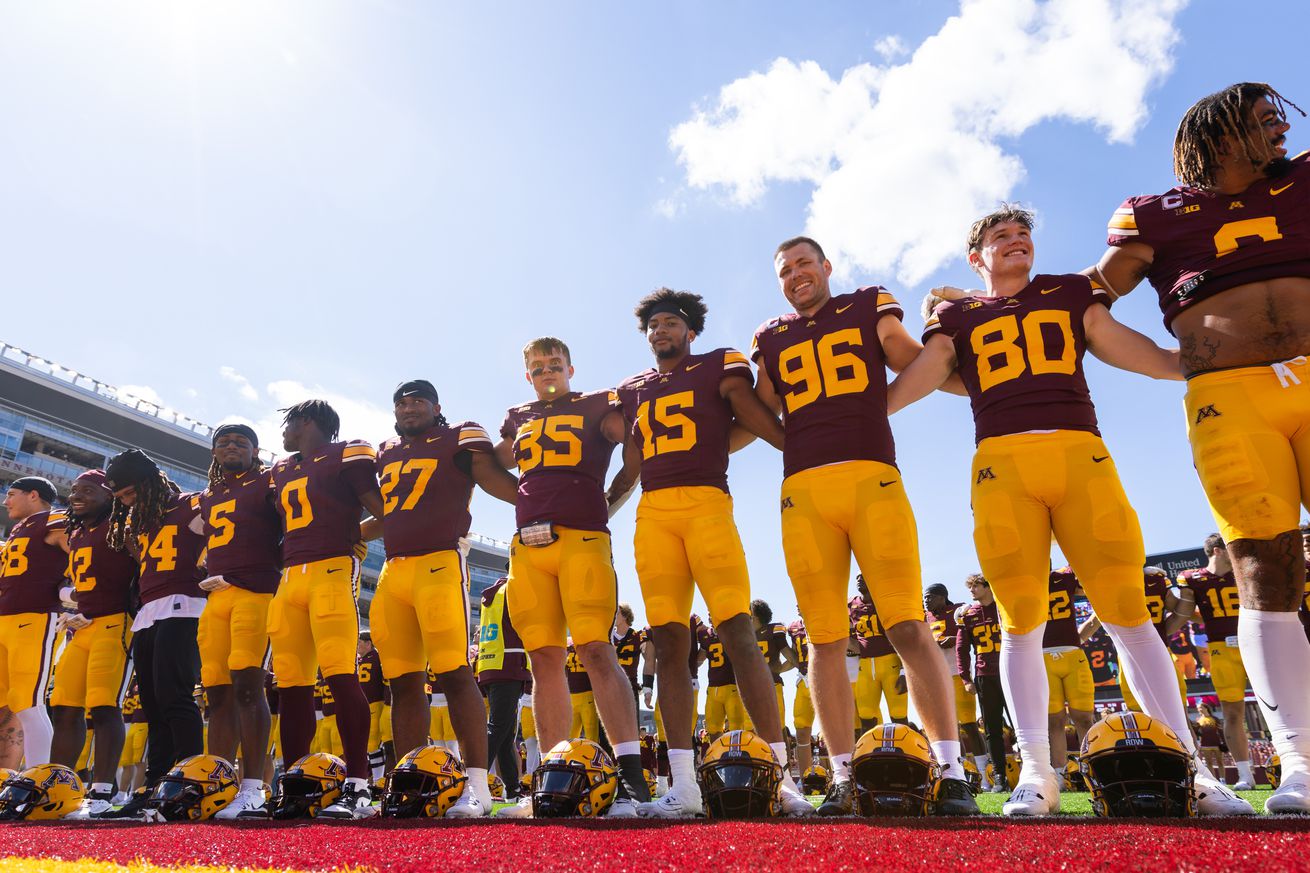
[635,391,698,459]
[517,415,583,472]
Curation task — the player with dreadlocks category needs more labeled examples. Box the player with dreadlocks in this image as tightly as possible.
[195,423,283,818]
[49,469,138,818]
[1088,81,1310,814]
[358,380,518,817]
[268,399,385,819]
[101,449,207,819]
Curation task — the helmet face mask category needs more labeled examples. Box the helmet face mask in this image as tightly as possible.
[531,739,617,818]
[0,765,84,821]
[148,755,238,821]
[0,780,46,821]
[151,778,207,821]
[697,730,782,820]
[1081,712,1195,818]
[851,724,939,817]
[273,754,346,820]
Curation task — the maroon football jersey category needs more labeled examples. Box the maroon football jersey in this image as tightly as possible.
[1196,717,1223,748]
[1167,627,1194,656]
[956,602,1000,678]
[501,390,619,533]
[357,648,385,704]
[757,621,789,686]
[67,518,138,619]
[1142,567,1173,641]
[1179,568,1241,640]
[698,623,736,688]
[315,672,336,717]
[788,619,809,677]
[565,644,592,694]
[1107,151,1310,333]
[0,509,68,615]
[271,440,379,567]
[849,595,895,659]
[1043,569,1082,649]
[752,286,903,478]
[201,467,282,594]
[926,603,961,648]
[923,274,1106,444]
[377,421,492,557]
[617,348,752,493]
[613,627,642,684]
[1082,630,1117,686]
[136,493,206,605]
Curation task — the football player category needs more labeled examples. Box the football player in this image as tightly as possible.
[923,584,985,775]
[361,379,518,817]
[1179,535,1256,788]
[494,337,650,817]
[700,621,746,738]
[1088,82,1310,813]
[787,614,816,775]
[564,641,599,741]
[849,576,907,732]
[0,477,68,768]
[893,206,1248,814]
[49,470,137,817]
[1041,570,1096,771]
[752,237,977,815]
[607,289,808,816]
[476,575,531,798]
[196,423,283,818]
[355,634,388,780]
[640,613,706,797]
[268,400,384,819]
[101,450,207,820]
[750,600,797,730]
[955,574,1008,791]
[612,604,643,706]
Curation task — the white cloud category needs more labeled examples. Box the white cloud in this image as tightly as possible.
[117,383,165,406]
[254,380,395,456]
[219,366,259,402]
[669,0,1187,286]
[874,35,908,61]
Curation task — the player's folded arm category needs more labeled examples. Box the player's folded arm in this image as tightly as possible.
[887,333,958,415]
[1082,303,1183,381]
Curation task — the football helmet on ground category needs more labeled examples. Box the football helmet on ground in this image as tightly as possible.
[488,772,505,800]
[382,745,466,818]
[698,729,782,819]
[532,739,618,818]
[852,724,939,816]
[802,765,831,795]
[272,753,347,820]
[149,755,238,821]
[0,764,84,821]
[1081,712,1195,817]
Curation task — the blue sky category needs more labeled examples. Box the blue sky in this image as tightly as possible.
[2,2,1306,672]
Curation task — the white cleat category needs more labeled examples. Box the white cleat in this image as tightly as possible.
[318,782,379,820]
[216,785,268,821]
[637,784,703,818]
[64,794,114,820]
[495,796,533,818]
[780,784,815,817]
[444,792,488,819]
[1194,775,1255,816]
[1233,780,1253,791]
[1002,776,1060,817]
[604,797,639,819]
[110,792,130,806]
[1266,776,1310,815]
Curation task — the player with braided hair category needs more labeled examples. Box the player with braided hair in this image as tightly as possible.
[1088,82,1310,814]
[197,423,283,818]
[100,450,207,819]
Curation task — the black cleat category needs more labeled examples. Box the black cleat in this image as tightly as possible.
[935,777,981,815]
[817,779,856,816]
[97,786,154,821]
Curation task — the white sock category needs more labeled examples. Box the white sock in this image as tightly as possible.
[831,752,852,783]
[931,740,965,781]
[1104,621,1194,754]
[668,748,696,790]
[612,741,641,759]
[1239,609,1310,778]
[976,754,991,785]
[91,782,113,795]
[466,766,492,807]
[1235,760,1254,785]
[998,624,1053,780]
[525,738,540,773]
[447,740,461,761]
[345,777,367,792]
[240,778,262,792]
[769,742,799,790]
[16,706,53,766]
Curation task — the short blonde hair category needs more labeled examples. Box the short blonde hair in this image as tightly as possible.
[522,337,571,366]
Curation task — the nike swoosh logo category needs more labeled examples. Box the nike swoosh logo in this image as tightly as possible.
[326,568,341,574]
[879,480,897,488]
[18,623,31,629]
[685,363,702,371]
[428,567,446,573]
[1258,693,1279,711]
[835,304,854,314]
[1092,456,1108,463]
[1271,182,1295,196]
[582,536,598,542]
[314,456,328,462]
[1040,286,1062,295]
[426,437,441,443]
